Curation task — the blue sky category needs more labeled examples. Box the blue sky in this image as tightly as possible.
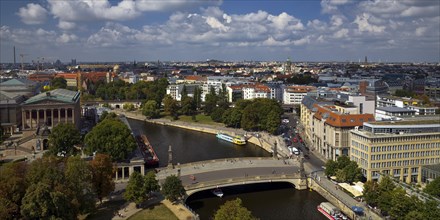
[1,0,439,63]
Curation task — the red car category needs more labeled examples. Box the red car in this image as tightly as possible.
[299,138,303,143]
[293,137,298,143]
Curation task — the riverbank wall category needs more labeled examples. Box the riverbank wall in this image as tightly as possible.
[309,178,382,220]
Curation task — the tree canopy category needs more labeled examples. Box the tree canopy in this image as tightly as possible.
[424,177,440,198]
[84,117,137,161]
[161,175,185,202]
[324,155,363,183]
[90,153,115,204]
[50,77,67,89]
[124,171,159,205]
[213,198,257,220]
[142,100,160,119]
[48,123,81,157]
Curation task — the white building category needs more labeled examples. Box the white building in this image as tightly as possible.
[283,85,316,105]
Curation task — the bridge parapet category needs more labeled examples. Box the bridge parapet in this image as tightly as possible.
[184,173,307,198]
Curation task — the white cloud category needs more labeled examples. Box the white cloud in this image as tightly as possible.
[353,13,386,33]
[57,33,78,43]
[206,17,229,32]
[58,21,76,30]
[333,28,349,38]
[17,3,48,25]
[268,12,303,30]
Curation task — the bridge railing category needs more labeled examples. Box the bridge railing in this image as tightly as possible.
[184,173,301,191]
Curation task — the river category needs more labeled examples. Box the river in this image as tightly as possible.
[128,119,328,220]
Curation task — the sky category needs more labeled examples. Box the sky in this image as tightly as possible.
[0,0,439,63]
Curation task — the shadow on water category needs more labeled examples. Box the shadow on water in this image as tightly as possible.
[186,182,328,220]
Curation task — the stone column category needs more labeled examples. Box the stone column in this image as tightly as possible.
[406,168,412,184]
[417,166,422,183]
[58,108,61,123]
[115,170,118,181]
[129,166,134,177]
[400,168,404,182]
[122,167,125,179]
[65,109,68,123]
[44,109,47,125]
[141,165,145,175]
[22,110,26,130]
[51,109,54,127]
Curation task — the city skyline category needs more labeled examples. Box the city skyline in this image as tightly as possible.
[1,0,439,63]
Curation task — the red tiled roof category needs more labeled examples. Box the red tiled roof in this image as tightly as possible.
[313,104,375,128]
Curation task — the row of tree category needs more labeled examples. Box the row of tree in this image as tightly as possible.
[92,78,169,103]
[363,176,440,219]
[0,154,115,220]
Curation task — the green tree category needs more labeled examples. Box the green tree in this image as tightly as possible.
[213,198,257,220]
[161,175,185,202]
[65,156,95,214]
[123,103,135,111]
[388,188,419,220]
[99,111,118,122]
[222,108,242,128]
[324,160,338,177]
[125,171,148,205]
[363,180,379,206]
[376,175,396,213]
[51,77,67,89]
[265,110,280,134]
[84,118,137,161]
[0,162,27,219]
[193,86,202,110]
[142,100,160,119]
[90,153,115,204]
[143,170,160,196]
[163,95,179,119]
[48,123,81,157]
[340,162,363,183]
[211,107,225,122]
[424,177,440,198]
[21,182,76,220]
[204,87,218,115]
[180,96,196,116]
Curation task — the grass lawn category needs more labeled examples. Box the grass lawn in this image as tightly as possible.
[128,204,178,220]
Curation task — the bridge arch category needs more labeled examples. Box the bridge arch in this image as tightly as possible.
[184,174,307,198]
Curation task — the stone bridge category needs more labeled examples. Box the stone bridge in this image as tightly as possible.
[156,157,308,197]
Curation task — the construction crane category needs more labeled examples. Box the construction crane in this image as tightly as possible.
[19,53,28,72]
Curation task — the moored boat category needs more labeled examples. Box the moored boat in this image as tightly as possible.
[212,188,224,197]
[317,202,349,220]
[216,133,246,145]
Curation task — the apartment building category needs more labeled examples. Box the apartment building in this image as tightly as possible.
[243,84,270,100]
[312,104,375,160]
[350,120,440,183]
[283,85,316,105]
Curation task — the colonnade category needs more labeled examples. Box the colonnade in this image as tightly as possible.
[21,108,74,130]
[114,165,145,181]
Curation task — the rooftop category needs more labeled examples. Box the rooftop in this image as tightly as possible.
[376,106,416,113]
[23,89,80,105]
[369,120,440,126]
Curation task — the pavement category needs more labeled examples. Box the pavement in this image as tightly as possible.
[110,192,195,220]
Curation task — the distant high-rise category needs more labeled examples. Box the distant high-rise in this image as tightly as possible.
[71,59,77,66]
[285,57,292,75]
[364,56,368,64]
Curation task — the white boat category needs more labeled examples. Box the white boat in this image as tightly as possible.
[216,133,246,145]
[212,188,224,197]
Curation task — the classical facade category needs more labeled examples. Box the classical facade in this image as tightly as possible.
[21,89,81,133]
[350,120,440,183]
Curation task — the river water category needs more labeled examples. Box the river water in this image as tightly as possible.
[128,119,327,220]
